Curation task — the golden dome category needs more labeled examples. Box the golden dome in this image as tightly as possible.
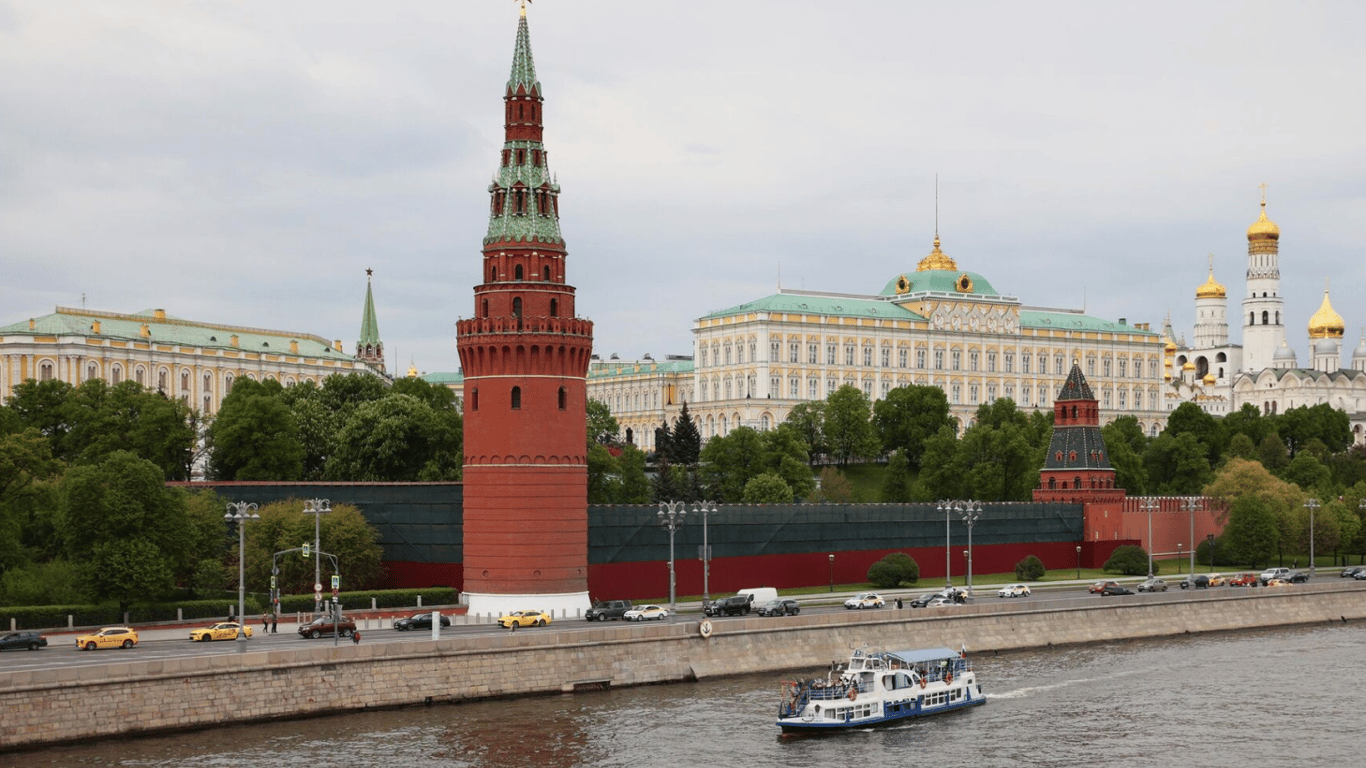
[1308,289,1345,339]
[1202,373,1216,384]
[406,363,419,378]
[1195,267,1226,299]
[1247,201,1280,240]
[916,236,958,272]
[1182,361,1195,371]
[1164,339,1177,352]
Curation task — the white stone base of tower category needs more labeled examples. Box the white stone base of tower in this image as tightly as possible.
[464,591,591,622]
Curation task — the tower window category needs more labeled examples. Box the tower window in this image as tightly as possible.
[472,388,479,411]
[1261,311,1269,325]
[515,265,524,280]
[482,299,489,318]
[550,298,558,317]
[544,266,551,281]
[511,386,521,410]
[490,264,497,281]
[558,387,566,410]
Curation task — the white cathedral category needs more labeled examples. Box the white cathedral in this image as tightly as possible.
[1167,196,1366,444]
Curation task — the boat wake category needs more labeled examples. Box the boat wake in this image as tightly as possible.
[989,668,1143,700]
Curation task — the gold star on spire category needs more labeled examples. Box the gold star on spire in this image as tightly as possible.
[518,0,532,17]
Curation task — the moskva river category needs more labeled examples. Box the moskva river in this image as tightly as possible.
[10,622,1361,767]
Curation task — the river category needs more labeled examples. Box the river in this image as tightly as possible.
[7,622,1361,767]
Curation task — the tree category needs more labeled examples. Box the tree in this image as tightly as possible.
[1224,403,1273,449]
[951,401,1040,501]
[918,425,965,500]
[1280,452,1332,494]
[587,443,618,504]
[6,379,75,450]
[1102,416,1148,494]
[742,472,794,504]
[1164,401,1228,467]
[822,386,879,466]
[209,378,304,480]
[880,449,914,503]
[1143,432,1212,494]
[868,552,920,588]
[1220,494,1279,567]
[1014,555,1046,581]
[872,385,953,468]
[1103,544,1154,576]
[1258,433,1290,473]
[783,401,826,464]
[325,394,461,481]
[1204,458,1302,525]
[1275,403,1353,458]
[699,427,767,502]
[59,451,191,610]
[615,445,652,503]
[246,499,386,594]
[669,403,701,465]
[62,380,196,480]
[809,466,855,503]
[760,425,816,499]
[587,399,619,445]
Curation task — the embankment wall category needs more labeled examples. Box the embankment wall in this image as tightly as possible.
[3,584,1363,751]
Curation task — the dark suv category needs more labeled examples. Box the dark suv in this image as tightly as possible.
[393,612,451,631]
[705,595,753,617]
[0,630,47,651]
[585,600,634,622]
[298,615,356,639]
[756,599,801,617]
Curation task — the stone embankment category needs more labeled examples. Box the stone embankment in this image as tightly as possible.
[3,583,1363,751]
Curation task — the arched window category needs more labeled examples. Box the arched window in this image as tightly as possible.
[511,386,521,410]
[544,266,551,281]
[1261,310,1269,325]
[87,363,97,381]
[515,265,524,280]
[225,373,234,391]
[513,297,522,317]
[471,388,479,411]
[1073,477,1082,489]
[203,373,211,393]
[1048,477,1056,489]
[1275,311,1280,324]
[482,299,489,318]
[550,298,558,317]
[111,365,122,384]
[158,370,167,390]
[558,387,566,409]
[490,264,497,281]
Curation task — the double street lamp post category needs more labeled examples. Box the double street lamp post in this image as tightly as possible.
[225,502,260,653]
[938,499,982,593]
[1180,496,1200,575]
[303,499,332,611]
[959,501,981,598]
[658,501,687,618]
[1139,497,1159,578]
[1304,498,1319,576]
[692,500,718,605]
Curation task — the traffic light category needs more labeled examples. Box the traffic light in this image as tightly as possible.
[302,543,310,558]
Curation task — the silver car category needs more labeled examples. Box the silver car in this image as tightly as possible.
[1137,578,1168,592]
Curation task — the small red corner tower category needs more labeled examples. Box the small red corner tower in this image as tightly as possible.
[455,7,594,617]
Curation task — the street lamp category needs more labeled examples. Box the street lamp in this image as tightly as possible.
[828,554,835,592]
[303,498,332,612]
[1177,543,1183,574]
[1180,496,1199,575]
[1139,498,1159,577]
[1304,498,1319,576]
[937,500,952,588]
[658,501,686,618]
[959,501,981,598]
[1075,545,1082,579]
[225,502,260,653]
[1207,533,1216,571]
[691,500,718,605]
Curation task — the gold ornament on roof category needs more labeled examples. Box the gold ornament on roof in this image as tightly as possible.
[895,274,912,295]
[955,273,974,293]
[1196,255,1226,299]
[1246,195,1280,241]
[916,235,958,272]
[1308,285,1345,339]
[1182,361,1195,371]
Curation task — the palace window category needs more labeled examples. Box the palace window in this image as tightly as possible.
[934,350,944,370]
[1103,357,1111,376]
[725,345,732,365]
[1118,389,1127,409]
[736,344,744,364]
[881,347,890,367]
[863,346,873,366]
[882,380,891,397]
[845,345,855,365]
[700,349,708,367]
[770,376,779,396]
[790,377,799,397]
[1087,357,1096,375]
[809,378,819,398]
[808,344,818,364]
[951,384,961,404]
[951,351,961,371]
[827,344,836,364]
[1118,358,1127,377]
[988,352,997,372]
[1055,355,1065,374]
[970,384,979,403]
[917,349,927,369]
[969,351,978,371]
[987,383,997,401]
[39,362,52,381]
[899,348,908,368]
[789,342,799,363]
[770,342,780,362]
[111,365,122,385]
[862,381,872,398]
[1021,354,1031,374]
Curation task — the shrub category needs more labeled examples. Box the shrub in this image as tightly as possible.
[868,552,920,588]
[1103,544,1156,576]
[1014,555,1046,581]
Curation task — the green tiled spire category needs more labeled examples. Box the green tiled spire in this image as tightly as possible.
[507,12,540,99]
[359,269,381,346]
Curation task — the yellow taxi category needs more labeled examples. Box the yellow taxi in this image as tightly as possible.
[189,622,252,642]
[497,610,552,630]
[75,626,139,650]
[1206,573,1226,587]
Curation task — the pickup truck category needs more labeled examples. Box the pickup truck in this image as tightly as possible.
[585,600,633,622]
[704,595,753,617]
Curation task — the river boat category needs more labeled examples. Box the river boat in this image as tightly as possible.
[776,646,985,733]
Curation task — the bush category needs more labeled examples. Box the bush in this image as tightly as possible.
[1014,555,1046,581]
[867,552,920,588]
[1103,545,1156,576]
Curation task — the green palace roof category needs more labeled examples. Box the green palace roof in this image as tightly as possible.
[699,292,926,323]
[1019,310,1158,336]
[1,307,354,361]
[878,269,1003,297]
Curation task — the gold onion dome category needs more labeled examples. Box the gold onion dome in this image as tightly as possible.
[1203,373,1217,384]
[1308,290,1345,339]
[916,235,958,272]
[1182,361,1196,371]
[1247,201,1280,240]
[406,363,419,378]
[1164,339,1177,352]
[1196,267,1226,299]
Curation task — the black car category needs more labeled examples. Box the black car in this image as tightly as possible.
[908,593,944,608]
[1285,571,1311,583]
[0,630,47,651]
[705,595,753,617]
[393,612,451,631]
[585,600,634,622]
[1101,584,1135,596]
[756,599,801,617]
[1180,575,1209,589]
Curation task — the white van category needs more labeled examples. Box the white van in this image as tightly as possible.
[737,587,778,605]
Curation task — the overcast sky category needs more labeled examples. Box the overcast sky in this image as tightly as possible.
[3,2,1365,376]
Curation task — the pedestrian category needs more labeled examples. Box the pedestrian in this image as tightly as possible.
[261,613,268,633]
[352,630,361,645]
[270,611,278,634]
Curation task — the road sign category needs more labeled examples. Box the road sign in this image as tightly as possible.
[270,576,277,589]
[331,575,339,589]
[314,591,322,602]
[303,543,310,558]
[314,582,323,592]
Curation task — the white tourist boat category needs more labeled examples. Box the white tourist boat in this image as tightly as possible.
[776,646,985,733]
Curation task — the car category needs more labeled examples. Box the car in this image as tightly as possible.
[843,593,885,610]
[704,595,753,617]
[1285,571,1311,583]
[623,605,668,621]
[1355,570,1366,581]
[1228,572,1259,587]
[497,609,552,629]
[0,630,47,651]
[1136,578,1168,592]
[297,615,356,639]
[1340,565,1366,578]
[1205,573,1226,587]
[1179,574,1209,589]
[756,599,801,616]
[907,593,943,608]
[189,622,252,642]
[1090,581,1119,594]
[1259,567,1291,585]
[393,612,451,631]
[75,626,139,650]
[1265,577,1290,587]
[1101,584,1134,596]
[997,584,1032,598]
[585,600,633,621]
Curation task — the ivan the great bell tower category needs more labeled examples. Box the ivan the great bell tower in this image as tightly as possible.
[456,7,594,617]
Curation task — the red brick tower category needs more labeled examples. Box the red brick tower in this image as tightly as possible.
[456,7,594,617]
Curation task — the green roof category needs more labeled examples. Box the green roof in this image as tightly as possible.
[878,269,1003,297]
[359,274,381,346]
[588,359,694,379]
[422,371,465,385]
[700,292,926,322]
[1019,310,1160,336]
[0,307,354,361]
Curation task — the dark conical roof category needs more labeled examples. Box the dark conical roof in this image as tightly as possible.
[1056,363,1094,401]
